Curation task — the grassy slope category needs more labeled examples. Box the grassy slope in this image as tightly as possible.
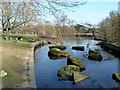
[1,34,34,88]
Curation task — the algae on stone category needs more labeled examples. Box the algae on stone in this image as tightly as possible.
[49,45,66,50]
[67,57,85,71]
[57,65,80,81]
[48,55,67,60]
[36,40,51,46]
[88,50,103,61]
[48,48,70,58]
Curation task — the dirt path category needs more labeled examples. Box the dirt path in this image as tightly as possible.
[2,41,36,88]
[2,40,50,88]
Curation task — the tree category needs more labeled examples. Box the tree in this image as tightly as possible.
[0,1,86,33]
[84,23,97,40]
[98,11,119,45]
[0,2,37,33]
[75,24,85,33]
[74,23,98,39]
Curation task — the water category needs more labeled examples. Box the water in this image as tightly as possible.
[35,39,119,88]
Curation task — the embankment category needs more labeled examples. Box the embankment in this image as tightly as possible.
[100,42,120,58]
[29,40,50,88]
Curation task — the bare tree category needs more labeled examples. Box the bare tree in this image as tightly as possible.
[84,23,97,40]
[54,13,78,44]
[98,11,119,45]
[0,2,37,33]
[74,23,98,39]
[0,0,86,33]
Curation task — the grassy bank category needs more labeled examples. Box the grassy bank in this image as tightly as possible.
[1,34,35,88]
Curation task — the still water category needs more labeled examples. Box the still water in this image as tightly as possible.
[35,39,119,88]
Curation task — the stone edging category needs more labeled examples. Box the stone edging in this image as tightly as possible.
[28,41,43,88]
[28,40,50,88]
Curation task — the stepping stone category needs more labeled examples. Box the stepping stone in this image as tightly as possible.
[57,65,80,81]
[88,50,103,61]
[67,57,85,71]
[49,45,66,50]
[73,72,89,84]
[72,46,84,51]
[48,48,70,58]
[112,73,120,83]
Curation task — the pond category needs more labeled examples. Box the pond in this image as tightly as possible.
[35,38,119,88]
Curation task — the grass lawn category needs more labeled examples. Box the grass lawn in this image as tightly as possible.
[1,34,35,88]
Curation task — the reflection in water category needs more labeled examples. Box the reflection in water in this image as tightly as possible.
[35,38,119,88]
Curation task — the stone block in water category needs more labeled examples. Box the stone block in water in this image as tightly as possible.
[49,45,66,50]
[67,57,85,71]
[48,48,70,58]
[88,50,103,61]
[73,72,89,84]
[72,46,84,51]
[112,73,120,83]
[57,65,80,81]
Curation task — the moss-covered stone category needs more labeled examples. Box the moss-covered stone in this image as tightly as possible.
[72,46,84,51]
[88,50,103,61]
[89,50,98,54]
[49,45,66,50]
[48,48,70,58]
[36,40,51,46]
[57,65,80,81]
[67,57,85,71]
[48,55,67,60]
[41,40,51,45]
[112,73,120,83]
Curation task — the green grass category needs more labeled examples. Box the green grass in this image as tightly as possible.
[3,40,31,48]
[2,33,38,42]
[1,33,39,48]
